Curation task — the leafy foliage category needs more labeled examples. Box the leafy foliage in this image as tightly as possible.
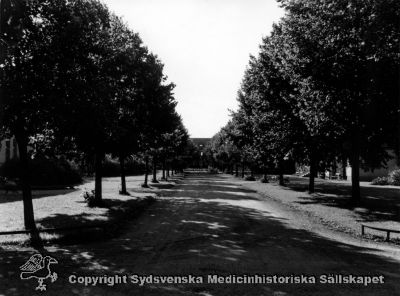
[0,0,190,235]
[211,0,399,199]
[0,157,81,186]
[371,177,390,186]
[388,170,400,186]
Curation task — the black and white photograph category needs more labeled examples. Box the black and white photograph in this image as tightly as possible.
[0,0,399,295]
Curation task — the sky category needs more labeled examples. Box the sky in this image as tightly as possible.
[102,0,285,138]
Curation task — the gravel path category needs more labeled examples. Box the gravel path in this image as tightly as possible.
[0,173,399,296]
[239,176,400,242]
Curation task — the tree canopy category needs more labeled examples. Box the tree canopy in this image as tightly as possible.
[210,0,399,200]
[0,0,189,241]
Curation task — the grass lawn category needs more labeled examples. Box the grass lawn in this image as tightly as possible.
[239,175,400,242]
[0,173,176,245]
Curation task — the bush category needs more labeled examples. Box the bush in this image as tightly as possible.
[208,167,219,174]
[81,189,98,207]
[269,175,278,182]
[371,176,390,186]
[244,175,256,181]
[101,156,145,177]
[101,157,120,177]
[388,169,400,186]
[0,157,82,187]
[371,170,400,186]
[260,176,269,183]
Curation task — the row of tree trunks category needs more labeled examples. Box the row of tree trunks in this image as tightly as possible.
[143,155,177,187]
[307,145,360,201]
[121,154,181,192]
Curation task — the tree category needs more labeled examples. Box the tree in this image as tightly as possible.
[0,0,62,240]
[1,0,187,247]
[106,16,149,195]
[278,0,400,200]
[261,26,340,191]
[237,52,305,185]
[228,101,257,178]
[158,119,189,180]
[138,63,179,184]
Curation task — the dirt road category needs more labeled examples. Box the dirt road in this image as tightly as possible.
[1,173,400,296]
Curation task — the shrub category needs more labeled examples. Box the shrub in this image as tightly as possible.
[371,176,389,186]
[101,156,145,177]
[101,157,120,177]
[0,157,82,187]
[81,189,97,207]
[269,175,278,182]
[244,175,256,181]
[388,169,400,186]
[208,167,219,174]
[260,176,269,183]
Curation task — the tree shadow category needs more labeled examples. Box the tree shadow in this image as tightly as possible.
[285,178,400,222]
[0,173,399,296]
[0,197,155,247]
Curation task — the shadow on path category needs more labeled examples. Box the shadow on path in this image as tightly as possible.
[0,172,399,296]
[282,177,400,223]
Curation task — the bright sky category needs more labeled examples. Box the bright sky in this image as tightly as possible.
[102,0,285,138]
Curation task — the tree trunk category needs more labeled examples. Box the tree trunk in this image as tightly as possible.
[235,164,239,177]
[16,136,41,247]
[16,137,36,230]
[162,158,166,180]
[320,164,325,179]
[263,172,268,183]
[119,155,127,195]
[167,163,170,178]
[278,158,284,186]
[309,149,316,193]
[143,156,149,187]
[342,154,347,180]
[241,160,245,178]
[152,156,158,183]
[94,151,103,202]
[331,159,337,178]
[351,142,361,202]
